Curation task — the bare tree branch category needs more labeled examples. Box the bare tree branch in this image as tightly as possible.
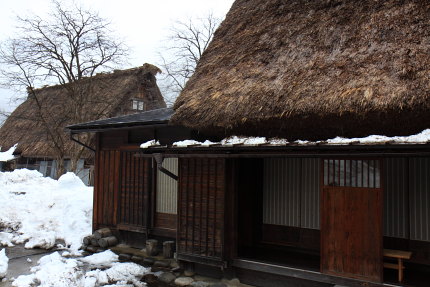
[0,0,129,177]
[158,13,220,105]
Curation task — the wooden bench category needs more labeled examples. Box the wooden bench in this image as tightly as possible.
[383,249,412,283]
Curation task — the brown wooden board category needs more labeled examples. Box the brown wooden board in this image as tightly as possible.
[178,158,225,260]
[321,185,383,282]
[93,149,120,228]
[154,212,177,230]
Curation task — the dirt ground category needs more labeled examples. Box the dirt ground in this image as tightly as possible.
[0,245,55,287]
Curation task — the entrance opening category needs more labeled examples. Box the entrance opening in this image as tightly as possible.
[236,158,320,271]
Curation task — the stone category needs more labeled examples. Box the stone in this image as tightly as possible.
[163,241,175,258]
[170,260,180,268]
[184,270,195,277]
[142,274,158,287]
[190,282,210,287]
[158,272,177,284]
[146,239,158,256]
[143,257,155,266]
[175,277,194,286]
[131,255,143,263]
[118,253,132,262]
[222,278,241,286]
[154,260,171,268]
[208,284,227,287]
[171,266,182,273]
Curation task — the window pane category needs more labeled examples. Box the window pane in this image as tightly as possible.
[132,100,138,110]
[138,101,144,110]
[357,160,363,187]
[375,160,381,188]
[351,160,357,187]
[345,160,351,186]
[339,160,345,186]
[324,159,328,186]
[362,160,369,188]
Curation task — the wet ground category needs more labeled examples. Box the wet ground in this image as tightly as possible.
[0,245,56,287]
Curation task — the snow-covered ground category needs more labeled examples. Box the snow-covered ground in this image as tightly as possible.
[0,169,150,286]
[0,169,93,253]
[12,250,148,287]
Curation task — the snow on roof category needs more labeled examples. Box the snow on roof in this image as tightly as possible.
[140,129,430,149]
[0,144,17,162]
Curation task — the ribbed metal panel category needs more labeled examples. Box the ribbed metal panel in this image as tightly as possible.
[156,158,178,214]
[383,158,408,238]
[409,157,430,242]
[301,158,320,229]
[263,158,320,229]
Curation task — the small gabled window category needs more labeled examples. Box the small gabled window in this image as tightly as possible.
[132,99,144,111]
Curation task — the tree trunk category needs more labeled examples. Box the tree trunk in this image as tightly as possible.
[70,157,78,173]
[55,157,65,179]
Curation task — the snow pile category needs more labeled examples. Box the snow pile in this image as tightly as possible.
[0,169,93,253]
[140,139,160,148]
[80,250,119,266]
[0,144,17,162]
[12,251,147,287]
[0,249,8,278]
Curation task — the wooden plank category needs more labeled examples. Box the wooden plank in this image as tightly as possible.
[383,249,412,259]
[321,185,383,282]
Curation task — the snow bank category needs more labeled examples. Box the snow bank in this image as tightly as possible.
[0,169,93,253]
[0,144,17,162]
[12,251,147,287]
[0,249,8,278]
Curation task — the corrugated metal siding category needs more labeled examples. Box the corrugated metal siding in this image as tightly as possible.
[263,158,320,229]
[301,158,320,229]
[409,157,430,242]
[384,158,409,238]
[156,158,178,214]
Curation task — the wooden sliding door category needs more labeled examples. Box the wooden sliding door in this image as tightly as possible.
[321,159,383,282]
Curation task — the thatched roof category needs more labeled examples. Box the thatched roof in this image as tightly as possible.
[0,64,166,158]
[172,0,430,140]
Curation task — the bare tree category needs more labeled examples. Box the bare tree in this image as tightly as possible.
[158,13,220,105]
[0,0,128,177]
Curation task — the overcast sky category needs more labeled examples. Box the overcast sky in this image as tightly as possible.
[0,0,234,118]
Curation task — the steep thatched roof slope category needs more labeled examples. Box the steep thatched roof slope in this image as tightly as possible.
[172,0,430,140]
[0,64,166,158]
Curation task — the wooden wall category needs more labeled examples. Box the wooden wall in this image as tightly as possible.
[93,149,120,229]
[177,158,226,263]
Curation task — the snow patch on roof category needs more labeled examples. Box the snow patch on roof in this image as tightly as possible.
[0,144,17,162]
[140,139,160,149]
[140,129,430,149]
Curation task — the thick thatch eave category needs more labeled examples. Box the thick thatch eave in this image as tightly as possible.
[0,64,166,158]
[172,0,430,140]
